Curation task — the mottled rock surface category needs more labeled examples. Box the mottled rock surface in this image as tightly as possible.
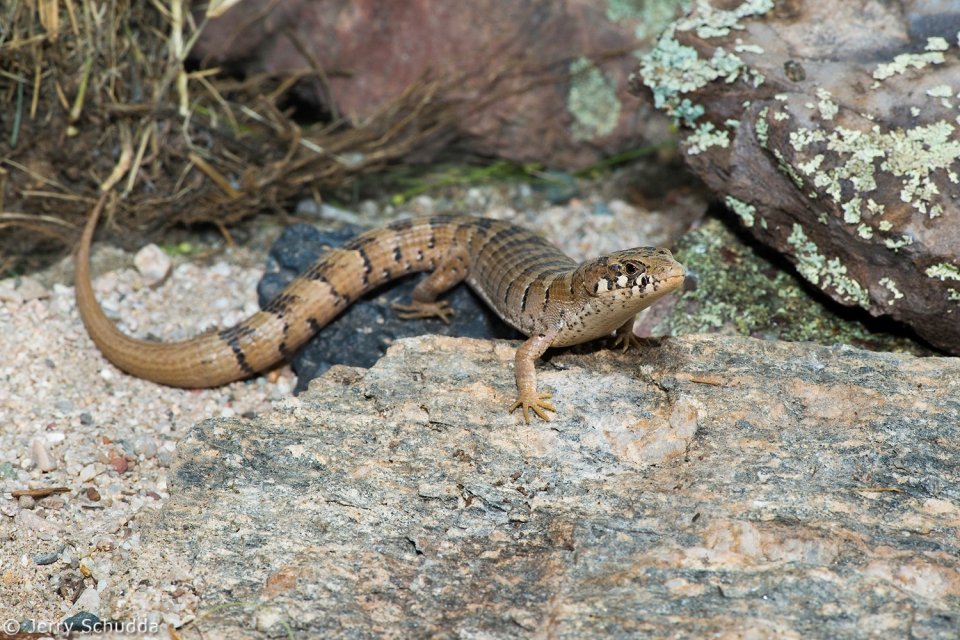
[191,0,688,169]
[632,0,960,355]
[111,335,960,637]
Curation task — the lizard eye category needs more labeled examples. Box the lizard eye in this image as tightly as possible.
[624,262,642,276]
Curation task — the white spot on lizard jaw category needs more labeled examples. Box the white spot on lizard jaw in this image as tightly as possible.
[616,275,628,287]
[597,279,609,292]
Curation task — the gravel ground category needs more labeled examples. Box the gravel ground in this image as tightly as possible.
[0,184,703,635]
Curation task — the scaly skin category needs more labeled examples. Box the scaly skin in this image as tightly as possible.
[76,194,685,422]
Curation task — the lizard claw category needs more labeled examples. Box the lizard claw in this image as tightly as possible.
[509,392,556,423]
[612,332,647,352]
[392,300,455,324]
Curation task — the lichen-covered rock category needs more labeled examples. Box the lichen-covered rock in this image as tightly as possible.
[631,0,960,355]
[109,335,960,637]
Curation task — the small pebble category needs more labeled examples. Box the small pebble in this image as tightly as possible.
[0,279,23,305]
[79,413,94,425]
[19,456,36,472]
[85,487,101,502]
[133,243,172,285]
[32,439,58,472]
[18,495,36,509]
[109,457,128,474]
[63,610,101,632]
[157,450,172,468]
[17,277,49,301]
[78,464,99,483]
[31,544,65,566]
[54,400,74,413]
[37,496,65,510]
[134,437,157,459]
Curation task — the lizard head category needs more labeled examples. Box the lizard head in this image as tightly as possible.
[575,247,685,307]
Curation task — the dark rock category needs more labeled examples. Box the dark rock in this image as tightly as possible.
[31,544,64,566]
[631,0,960,355]
[113,335,960,636]
[258,223,520,394]
[61,611,100,633]
[191,0,686,169]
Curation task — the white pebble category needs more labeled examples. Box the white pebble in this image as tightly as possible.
[78,463,99,483]
[0,279,23,305]
[134,244,172,285]
[74,587,102,614]
[17,277,49,301]
[32,439,58,472]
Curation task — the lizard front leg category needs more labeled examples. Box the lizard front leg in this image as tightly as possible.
[392,246,471,324]
[509,331,558,423]
[611,317,646,352]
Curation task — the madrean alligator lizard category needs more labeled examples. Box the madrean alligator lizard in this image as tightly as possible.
[76,195,685,422]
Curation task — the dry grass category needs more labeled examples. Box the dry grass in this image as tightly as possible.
[0,0,626,273]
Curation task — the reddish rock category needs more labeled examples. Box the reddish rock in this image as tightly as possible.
[192,0,685,168]
[632,0,960,354]
[108,457,128,474]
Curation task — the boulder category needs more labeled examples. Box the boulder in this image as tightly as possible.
[631,0,960,355]
[109,335,960,637]
[191,0,688,168]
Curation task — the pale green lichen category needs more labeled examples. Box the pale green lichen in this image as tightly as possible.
[926,263,960,281]
[568,57,621,141]
[927,84,953,98]
[884,235,913,251]
[878,277,904,305]
[675,0,774,39]
[773,111,790,121]
[790,128,826,151]
[656,218,930,354]
[725,195,755,227]
[949,289,960,302]
[857,224,873,239]
[637,0,771,125]
[773,149,804,187]
[816,88,839,120]
[735,43,764,54]
[636,36,732,124]
[878,220,893,231]
[911,106,921,117]
[755,106,769,146]
[804,122,960,221]
[787,224,870,309]
[873,39,946,80]
[775,94,789,101]
[866,198,884,215]
[796,154,824,176]
[606,0,693,42]
[686,121,730,154]
[724,119,741,128]
[842,197,861,224]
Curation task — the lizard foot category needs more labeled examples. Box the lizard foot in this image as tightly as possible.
[611,332,648,352]
[392,300,455,324]
[509,392,556,423]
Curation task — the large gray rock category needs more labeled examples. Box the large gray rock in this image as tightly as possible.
[631,0,960,355]
[109,335,960,637]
